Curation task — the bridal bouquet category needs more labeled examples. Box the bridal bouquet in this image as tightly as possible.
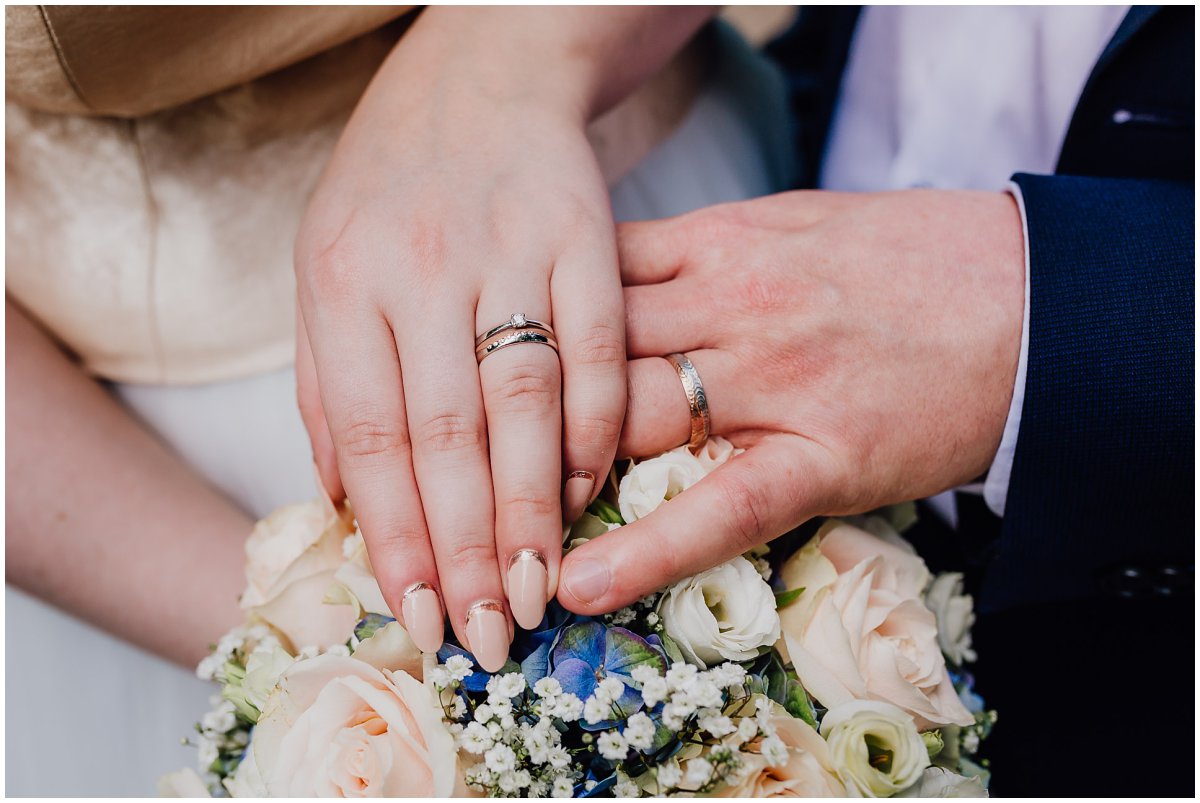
[163,438,995,798]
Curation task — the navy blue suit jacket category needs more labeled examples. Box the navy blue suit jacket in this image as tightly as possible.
[770,6,1195,612]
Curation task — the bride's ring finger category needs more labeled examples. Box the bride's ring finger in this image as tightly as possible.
[620,350,742,457]
[477,304,564,631]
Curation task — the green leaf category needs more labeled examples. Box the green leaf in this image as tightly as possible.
[784,679,817,728]
[656,632,687,666]
[221,685,260,725]
[606,628,667,678]
[353,613,396,644]
[774,587,805,610]
[880,501,918,533]
[589,497,625,525]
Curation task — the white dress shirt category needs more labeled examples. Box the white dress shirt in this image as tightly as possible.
[819,6,1129,519]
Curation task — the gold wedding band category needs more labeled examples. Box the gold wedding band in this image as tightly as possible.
[476,313,559,365]
[666,352,710,453]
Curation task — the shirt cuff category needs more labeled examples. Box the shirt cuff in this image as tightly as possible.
[982,182,1032,517]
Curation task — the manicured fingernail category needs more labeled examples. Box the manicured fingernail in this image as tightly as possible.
[563,470,595,523]
[401,583,444,654]
[507,550,548,630]
[563,558,611,604]
[466,601,510,673]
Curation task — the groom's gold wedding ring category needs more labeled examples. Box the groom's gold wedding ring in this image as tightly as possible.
[666,352,710,452]
[476,312,558,364]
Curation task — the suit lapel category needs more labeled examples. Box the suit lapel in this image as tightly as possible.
[1087,6,1159,84]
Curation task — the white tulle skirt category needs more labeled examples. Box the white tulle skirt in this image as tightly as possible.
[5,25,793,796]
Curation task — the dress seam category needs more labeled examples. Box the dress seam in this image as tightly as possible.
[35,6,94,112]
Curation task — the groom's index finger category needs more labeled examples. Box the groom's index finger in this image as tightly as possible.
[556,440,811,614]
[615,218,690,286]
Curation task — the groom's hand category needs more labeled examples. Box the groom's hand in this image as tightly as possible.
[557,189,1026,613]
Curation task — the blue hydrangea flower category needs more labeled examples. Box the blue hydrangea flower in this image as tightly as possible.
[548,621,666,730]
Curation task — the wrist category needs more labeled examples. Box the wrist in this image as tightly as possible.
[394,6,713,124]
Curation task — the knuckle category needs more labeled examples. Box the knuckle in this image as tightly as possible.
[334,408,410,462]
[569,321,625,369]
[367,525,430,557]
[500,488,559,522]
[491,365,559,413]
[443,539,496,568]
[297,233,363,305]
[416,410,486,455]
[732,271,790,316]
[568,410,623,454]
[715,473,769,550]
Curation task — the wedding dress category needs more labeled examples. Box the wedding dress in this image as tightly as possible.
[4,24,793,796]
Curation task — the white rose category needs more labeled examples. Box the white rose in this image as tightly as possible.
[658,556,780,666]
[924,573,977,666]
[779,520,974,729]
[244,654,469,796]
[158,768,211,797]
[821,700,930,797]
[896,767,987,798]
[242,642,295,712]
[240,499,357,650]
[224,746,267,797]
[618,436,740,522]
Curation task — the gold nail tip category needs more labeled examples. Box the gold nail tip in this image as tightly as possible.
[567,470,595,481]
[402,581,436,599]
[509,548,548,568]
[465,599,506,621]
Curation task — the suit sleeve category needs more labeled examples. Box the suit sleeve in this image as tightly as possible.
[980,173,1194,611]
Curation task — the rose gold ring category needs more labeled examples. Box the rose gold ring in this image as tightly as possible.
[666,352,710,453]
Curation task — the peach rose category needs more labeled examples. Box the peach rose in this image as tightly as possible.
[242,654,468,796]
[240,499,358,650]
[717,713,847,797]
[779,519,973,730]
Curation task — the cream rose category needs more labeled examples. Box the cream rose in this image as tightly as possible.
[896,767,987,798]
[330,529,392,617]
[242,654,468,796]
[924,573,977,666]
[158,768,211,797]
[658,556,780,666]
[779,520,973,729]
[821,700,930,797]
[717,713,847,797]
[240,499,357,650]
[618,436,740,522]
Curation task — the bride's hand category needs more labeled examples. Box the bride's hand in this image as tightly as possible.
[294,8,711,670]
[558,190,1025,612]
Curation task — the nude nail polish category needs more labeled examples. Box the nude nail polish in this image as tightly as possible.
[466,601,510,673]
[401,583,445,654]
[507,550,548,630]
[563,470,596,524]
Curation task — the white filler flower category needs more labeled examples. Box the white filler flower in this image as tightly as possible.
[658,556,781,666]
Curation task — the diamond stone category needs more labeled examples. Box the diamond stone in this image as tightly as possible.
[511,313,527,328]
